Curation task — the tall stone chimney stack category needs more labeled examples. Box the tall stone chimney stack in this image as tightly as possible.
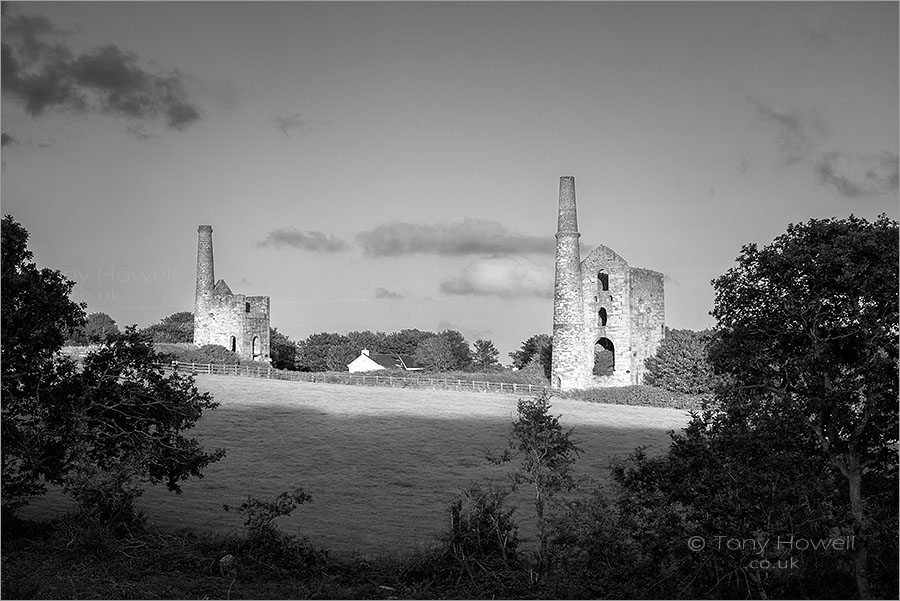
[551,176,587,390]
[194,225,214,343]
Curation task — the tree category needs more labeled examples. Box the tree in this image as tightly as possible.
[491,390,581,571]
[325,338,358,371]
[70,312,120,344]
[438,329,472,371]
[472,339,500,370]
[1,216,225,520]
[2,215,86,512]
[269,328,299,370]
[58,329,226,522]
[383,328,433,356]
[708,214,898,599]
[642,328,717,395]
[509,334,551,371]
[414,335,456,372]
[295,332,347,372]
[141,311,193,343]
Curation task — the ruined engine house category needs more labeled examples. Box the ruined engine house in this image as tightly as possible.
[551,176,665,390]
[193,225,271,362]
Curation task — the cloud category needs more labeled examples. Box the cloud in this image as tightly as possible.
[357,218,554,257]
[374,287,405,300]
[1,9,201,132]
[744,94,898,199]
[440,256,553,299]
[272,113,319,137]
[1,133,16,147]
[257,227,349,252]
[744,94,827,165]
[814,152,899,198]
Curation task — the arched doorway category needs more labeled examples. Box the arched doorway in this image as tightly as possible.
[592,337,615,376]
[251,335,260,360]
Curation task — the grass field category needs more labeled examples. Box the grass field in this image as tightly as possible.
[23,375,689,557]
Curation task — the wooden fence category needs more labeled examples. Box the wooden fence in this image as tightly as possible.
[164,361,545,396]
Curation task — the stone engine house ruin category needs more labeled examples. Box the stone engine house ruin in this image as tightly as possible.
[551,176,664,390]
[194,225,271,362]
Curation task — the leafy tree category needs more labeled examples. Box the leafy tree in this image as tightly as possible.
[605,409,859,600]
[295,332,347,372]
[491,390,581,571]
[414,335,456,372]
[509,334,551,371]
[57,329,226,522]
[2,215,86,512]
[472,339,500,370]
[383,328,433,356]
[708,214,898,598]
[141,311,193,343]
[325,338,359,371]
[438,329,472,371]
[643,328,717,394]
[346,330,388,355]
[269,328,298,370]
[69,312,120,344]
[1,216,224,521]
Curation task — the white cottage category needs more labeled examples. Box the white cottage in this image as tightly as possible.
[347,349,423,373]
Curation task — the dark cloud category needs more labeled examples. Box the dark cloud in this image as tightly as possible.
[1,133,16,147]
[744,94,827,165]
[257,227,349,252]
[357,218,554,257]
[374,287,405,300]
[814,152,899,199]
[273,113,319,137]
[744,94,897,199]
[2,9,201,132]
[439,256,553,299]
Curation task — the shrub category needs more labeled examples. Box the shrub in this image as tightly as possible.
[561,385,705,411]
[438,484,520,576]
[643,328,718,394]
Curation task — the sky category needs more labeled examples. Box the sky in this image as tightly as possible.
[2,1,898,363]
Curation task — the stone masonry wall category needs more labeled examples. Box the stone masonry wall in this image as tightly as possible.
[628,267,665,384]
[581,245,634,386]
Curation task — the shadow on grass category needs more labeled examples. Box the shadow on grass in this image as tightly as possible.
[20,403,686,558]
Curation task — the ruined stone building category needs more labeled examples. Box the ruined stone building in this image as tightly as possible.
[551,177,665,390]
[194,225,271,362]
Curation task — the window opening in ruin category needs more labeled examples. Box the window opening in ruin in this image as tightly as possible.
[252,335,259,359]
[593,337,615,376]
[598,271,609,291]
[230,336,236,352]
[245,302,250,313]
[599,308,608,326]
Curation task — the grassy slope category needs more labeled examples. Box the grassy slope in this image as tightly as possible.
[22,375,689,557]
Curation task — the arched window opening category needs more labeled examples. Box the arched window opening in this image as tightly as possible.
[252,335,260,360]
[230,336,237,353]
[599,308,608,326]
[598,271,609,292]
[593,337,615,376]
